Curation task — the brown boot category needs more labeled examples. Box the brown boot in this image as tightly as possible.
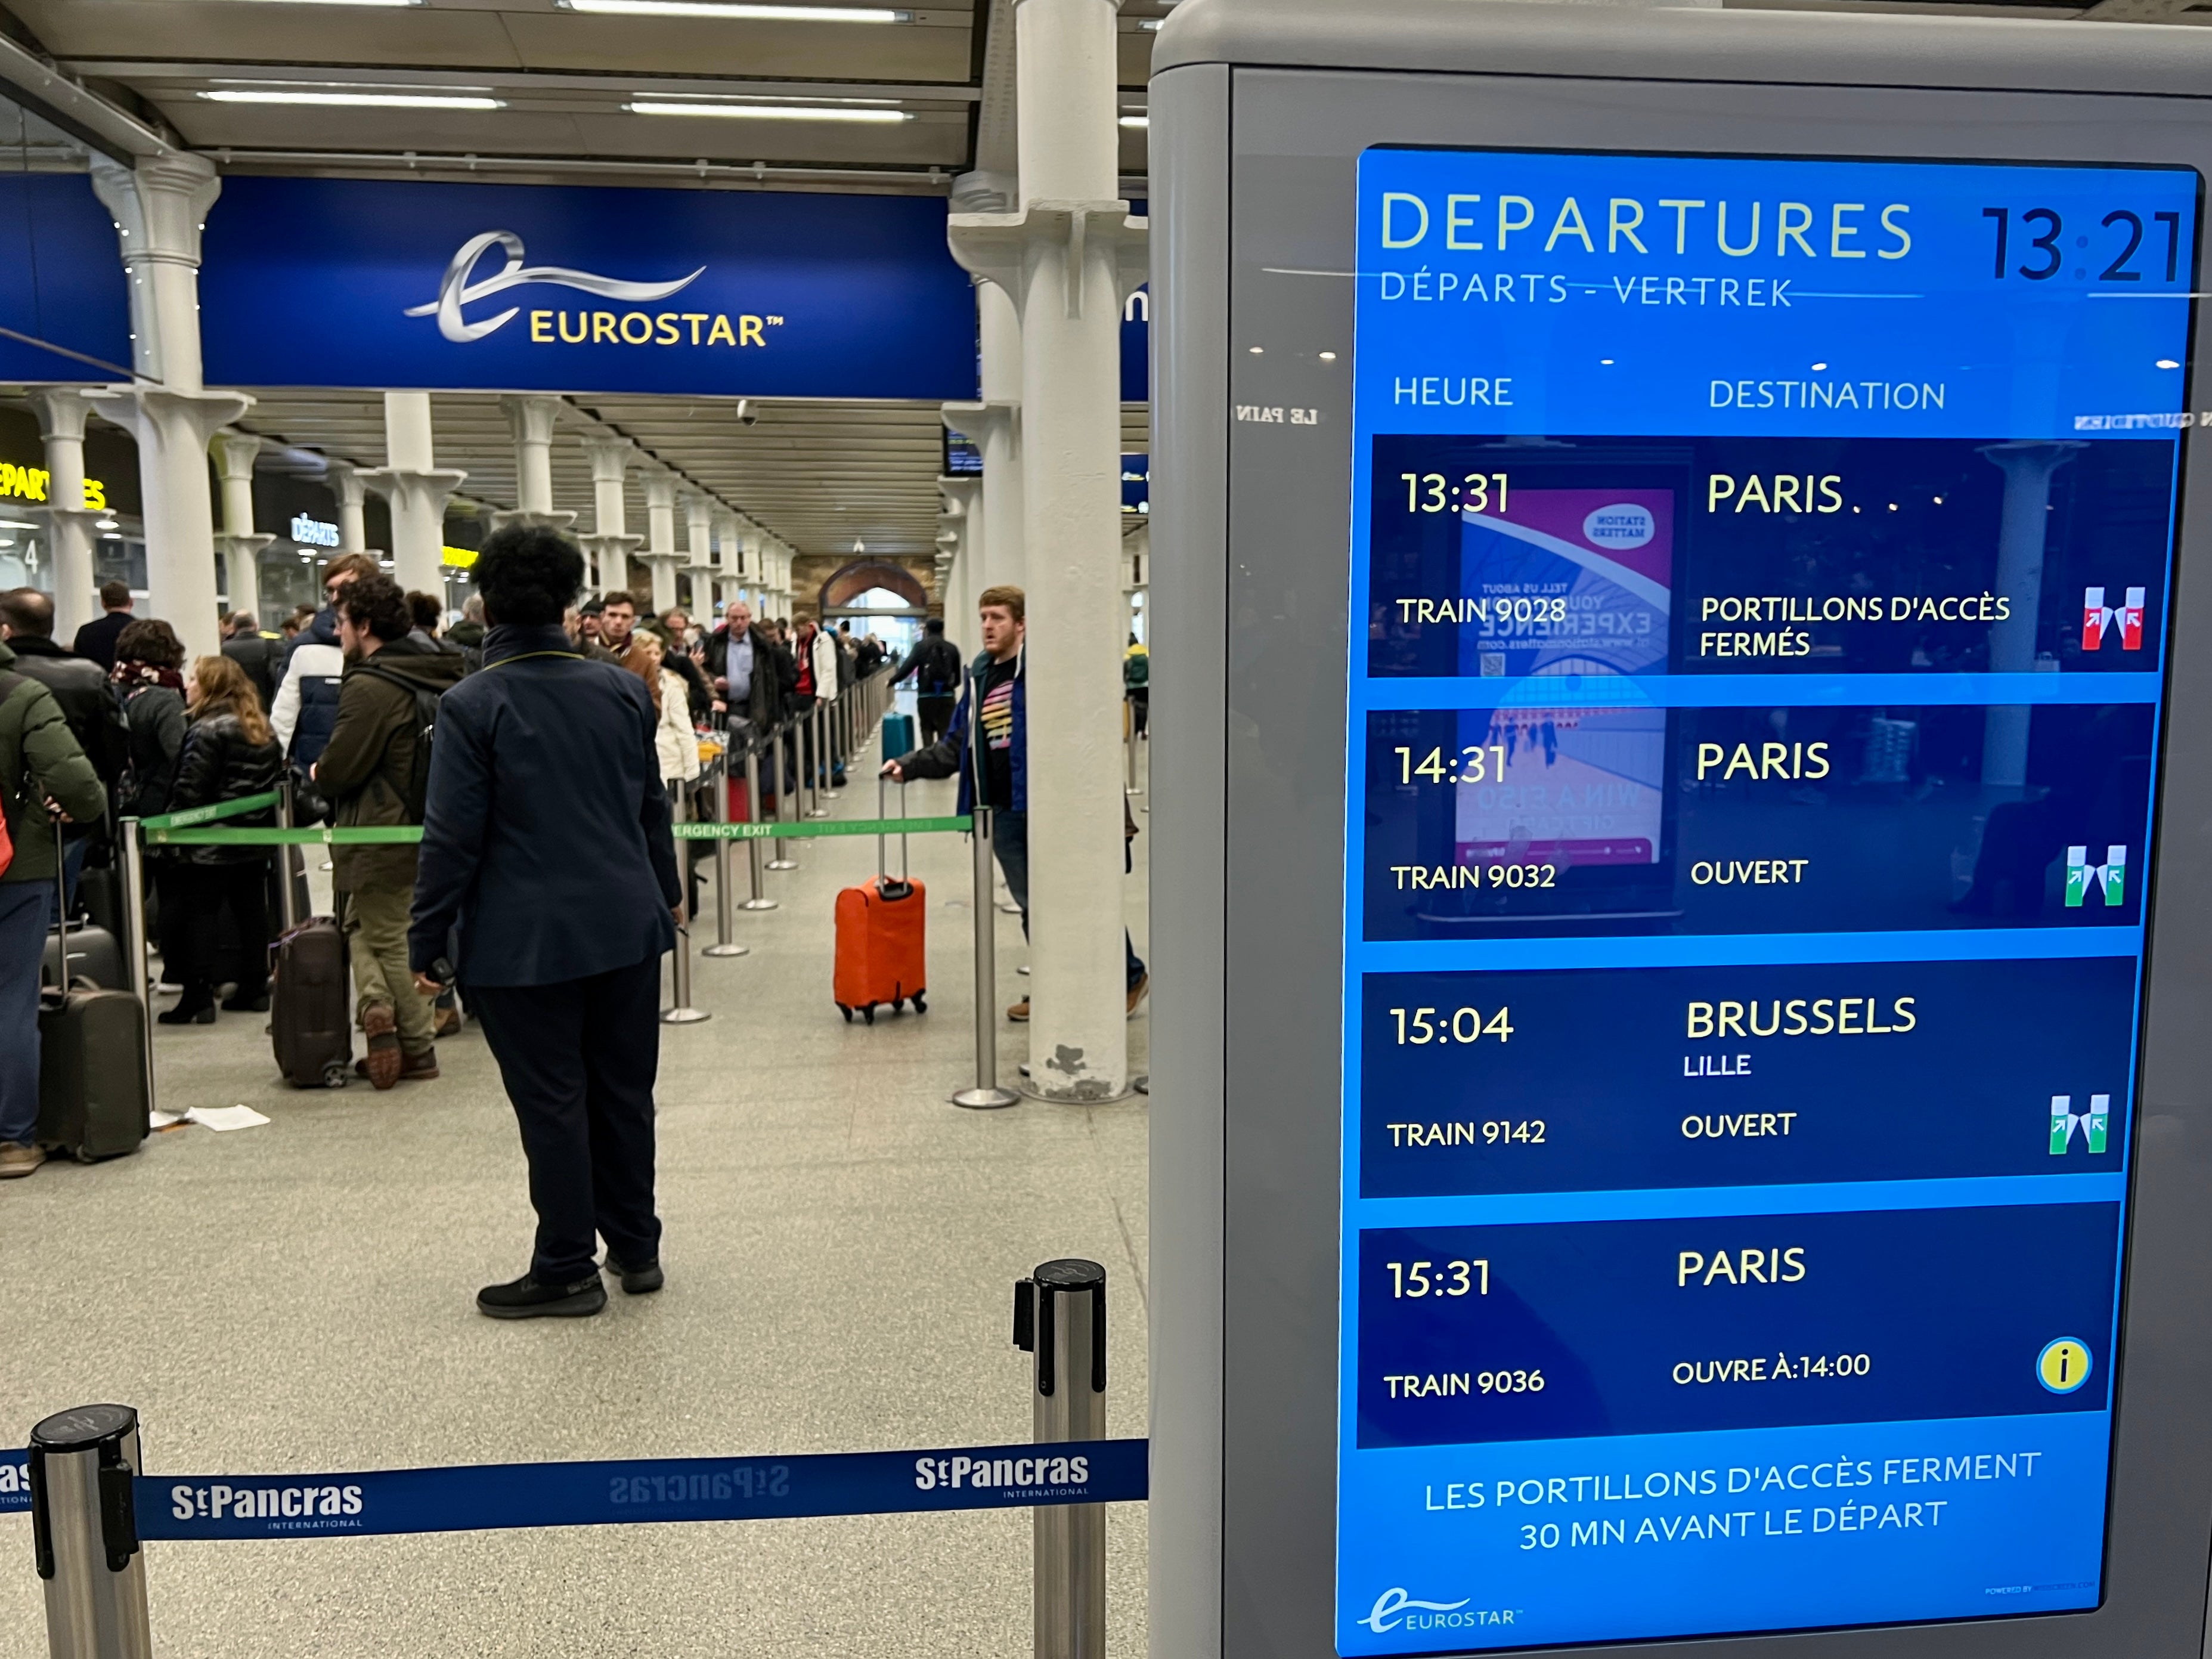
[397,1049,441,1082]
[361,1003,402,1091]
[1006,998,1030,1023]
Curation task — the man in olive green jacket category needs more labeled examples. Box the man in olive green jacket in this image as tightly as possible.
[313,575,465,1089]
[0,637,108,1177]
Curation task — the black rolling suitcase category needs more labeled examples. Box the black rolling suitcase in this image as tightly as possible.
[271,917,352,1088]
[35,827,150,1162]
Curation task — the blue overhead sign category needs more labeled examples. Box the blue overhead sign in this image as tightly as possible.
[1339,147,2196,1654]
[0,174,131,383]
[198,176,978,400]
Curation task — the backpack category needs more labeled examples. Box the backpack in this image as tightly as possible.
[0,671,21,878]
[1124,651,1149,689]
[352,662,442,822]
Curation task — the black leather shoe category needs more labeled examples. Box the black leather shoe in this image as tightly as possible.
[475,1272,606,1319]
[603,1255,665,1295]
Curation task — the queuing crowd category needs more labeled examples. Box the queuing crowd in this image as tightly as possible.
[0,531,1147,1322]
[0,550,897,1177]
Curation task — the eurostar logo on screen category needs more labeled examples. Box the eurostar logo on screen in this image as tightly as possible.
[405,229,780,351]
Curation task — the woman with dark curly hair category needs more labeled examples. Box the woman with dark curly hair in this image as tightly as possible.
[109,618,188,824]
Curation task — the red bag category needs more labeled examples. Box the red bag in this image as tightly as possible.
[832,779,925,1025]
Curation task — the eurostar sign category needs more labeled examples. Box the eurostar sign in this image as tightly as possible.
[198,176,976,400]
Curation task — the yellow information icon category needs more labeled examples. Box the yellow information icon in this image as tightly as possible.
[2037,1338,2093,1395]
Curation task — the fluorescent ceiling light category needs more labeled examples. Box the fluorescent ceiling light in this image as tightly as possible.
[202,89,504,109]
[628,100,910,121]
[565,0,910,20]
[225,0,420,6]
[1119,114,1148,129]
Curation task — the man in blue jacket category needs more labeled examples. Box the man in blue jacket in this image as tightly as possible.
[884,584,1147,1023]
[408,525,683,1320]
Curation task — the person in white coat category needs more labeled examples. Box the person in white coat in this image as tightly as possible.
[624,634,701,791]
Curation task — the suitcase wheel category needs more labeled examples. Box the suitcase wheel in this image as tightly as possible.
[891,997,904,1013]
[912,991,927,1014]
[839,1004,853,1023]
[322,1061,351,1090]
[862,1005,876,1026]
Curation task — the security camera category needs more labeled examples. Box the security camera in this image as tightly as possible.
[736,400,758,427]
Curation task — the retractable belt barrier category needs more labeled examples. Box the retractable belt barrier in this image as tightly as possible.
[0,1438,1145,1537]
[135,790,284,832]
[14,1257,1131,1659]
[141,817,971,847]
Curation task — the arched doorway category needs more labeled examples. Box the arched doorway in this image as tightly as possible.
[818,558,930,654]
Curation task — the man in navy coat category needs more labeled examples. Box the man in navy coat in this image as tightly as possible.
[409,525,683,1319]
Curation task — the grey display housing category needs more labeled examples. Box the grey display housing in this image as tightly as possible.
[1145,2,2212,1655]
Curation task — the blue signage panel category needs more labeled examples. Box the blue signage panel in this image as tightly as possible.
[0,173,131,383]
[199,175,978,399]
[1339,150,2197,1652]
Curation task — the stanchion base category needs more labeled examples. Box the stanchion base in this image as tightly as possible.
[661,1007,712,1024]
[1126,785,1144,796]
[702,943,750,958]
[741,897,780,911]
[952,1086,1020,1110]
[766,858,800,871]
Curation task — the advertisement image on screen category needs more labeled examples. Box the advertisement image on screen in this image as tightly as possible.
[1339,145,2194,1655]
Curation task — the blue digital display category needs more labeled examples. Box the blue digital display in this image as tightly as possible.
[1339,149,2198,1653]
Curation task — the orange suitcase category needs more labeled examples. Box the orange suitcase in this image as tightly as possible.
[833,781,927,1025]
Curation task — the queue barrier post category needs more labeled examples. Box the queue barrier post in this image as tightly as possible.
[30,1404,153,1659]
[953,804,1018,1110]
[703,753,749,959]
[1015,1262,1108,1659]
[768,722,801,871]
[807,704,831,819]
[662,781,711,1025]
[741,744,778,909]
[117,821,157,1122]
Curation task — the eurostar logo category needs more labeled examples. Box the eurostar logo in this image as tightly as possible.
[1359,1587,1471,1634]
[405,230,705,343]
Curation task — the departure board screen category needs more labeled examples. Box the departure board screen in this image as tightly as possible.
[1337,150,2199,1654]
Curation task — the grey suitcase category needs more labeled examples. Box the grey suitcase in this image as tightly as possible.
[42,923,125,992]
[35,826,149,1162]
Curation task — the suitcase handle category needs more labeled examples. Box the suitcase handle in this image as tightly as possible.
[875,773,909,884]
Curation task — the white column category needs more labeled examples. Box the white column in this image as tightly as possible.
[682,491,717,615]
[938,476,983,624]
[578,437,642,595]
[210,428,271,623]
[29,390,103,639]
[639,473,682,614]
[491,395,577,533]
[1978,441,2083,788]
[87,152,249,660]
[326,460,368,553]
[949,0,1145,1101]
[946,172,1027,594]
[363,392,467,598]
[721,513,751,613]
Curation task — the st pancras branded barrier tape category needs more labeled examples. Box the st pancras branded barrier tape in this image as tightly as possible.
[0,1439,1146,1539]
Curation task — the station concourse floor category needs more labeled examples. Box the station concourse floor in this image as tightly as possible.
[0,729,1154,1659]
